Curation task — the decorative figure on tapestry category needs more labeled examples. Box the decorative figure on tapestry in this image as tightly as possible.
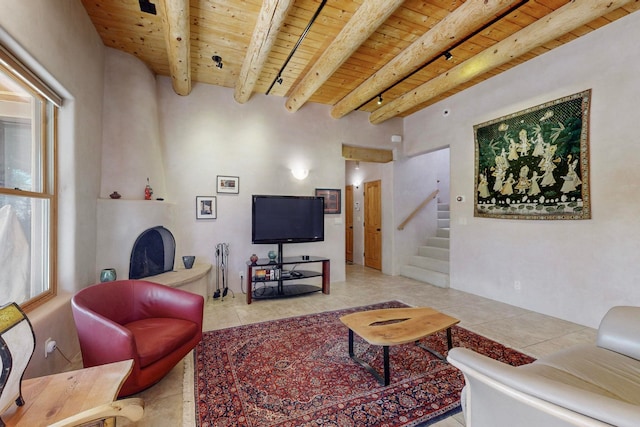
[474,90,591,220]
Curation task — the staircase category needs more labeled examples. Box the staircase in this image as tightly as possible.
[399,203,450,288]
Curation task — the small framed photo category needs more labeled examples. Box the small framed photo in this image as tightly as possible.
[217,175,239,194]
[196,196,217,219]
[315,188,341,214]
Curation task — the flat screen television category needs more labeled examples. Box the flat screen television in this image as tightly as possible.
[252,195,324,244]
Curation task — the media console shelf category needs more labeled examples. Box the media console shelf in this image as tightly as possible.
[245,255,330,304]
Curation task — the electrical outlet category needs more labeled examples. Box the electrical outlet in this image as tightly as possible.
[239,270,244,278]
[44,337,57,358]
[514,280,522,291]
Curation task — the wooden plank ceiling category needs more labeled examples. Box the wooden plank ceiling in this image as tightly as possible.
[81,0,640,124]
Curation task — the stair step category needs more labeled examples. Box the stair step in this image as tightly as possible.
[418,246,449,261]
[437,211,450,219]
[408,255,449,274]
[438,203,450,211]
[436,228,450,238]
[400,265,449,288]
[425,236,449,249]
[437,218,450,228]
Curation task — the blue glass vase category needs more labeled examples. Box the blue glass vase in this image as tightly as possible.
[100,268,117,282]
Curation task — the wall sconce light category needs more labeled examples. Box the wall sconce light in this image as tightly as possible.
[212,55,223,69]
[291,168,309,180]
[377,94,383,105]
[355,161,360,170]
[443,51,453,61]
[391,135,402,143]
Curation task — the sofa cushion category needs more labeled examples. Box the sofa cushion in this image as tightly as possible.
[520,343,640,406]
[125,318,199,368]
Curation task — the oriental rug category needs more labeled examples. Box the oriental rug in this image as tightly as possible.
[191,301,534,426]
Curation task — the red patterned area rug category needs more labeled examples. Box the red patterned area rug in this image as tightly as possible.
[192,301,534,426]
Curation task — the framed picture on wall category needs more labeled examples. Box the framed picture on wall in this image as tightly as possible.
[315,188,341,214]
[196,196,217,219]
[217,175,239,194]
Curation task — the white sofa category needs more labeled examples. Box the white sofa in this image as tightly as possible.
[447,306,640,427]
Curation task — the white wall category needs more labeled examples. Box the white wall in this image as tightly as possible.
[0,0,105,376]
[100,48,167,200]
[156,78,403,292]
[404,11,640,328]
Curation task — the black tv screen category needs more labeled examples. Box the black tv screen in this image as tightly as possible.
[252,195,325,244]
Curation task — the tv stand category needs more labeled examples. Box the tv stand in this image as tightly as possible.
[245,253,330,304]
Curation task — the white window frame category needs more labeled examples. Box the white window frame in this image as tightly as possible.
[0,44,59,311]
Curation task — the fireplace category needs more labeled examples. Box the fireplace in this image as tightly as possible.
[129,226,176,279]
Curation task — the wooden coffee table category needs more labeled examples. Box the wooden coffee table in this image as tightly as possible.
[340,307,459,385]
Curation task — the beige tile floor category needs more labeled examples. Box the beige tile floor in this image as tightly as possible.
[120,264,597,426]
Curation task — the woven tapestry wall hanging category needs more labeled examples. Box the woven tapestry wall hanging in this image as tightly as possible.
[474,90,591,220]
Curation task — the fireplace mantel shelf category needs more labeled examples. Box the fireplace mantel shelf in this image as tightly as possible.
[144,263,212,299]
[98,197,175,205]
[150,263,211,287]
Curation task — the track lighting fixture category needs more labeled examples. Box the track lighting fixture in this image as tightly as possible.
[276,76,283,85]
[139,0,157,15]
[444,51,453,61]
[212,55,223,69]
[377,94,383,105]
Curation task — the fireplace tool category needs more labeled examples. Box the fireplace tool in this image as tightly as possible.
[215,243,234,300]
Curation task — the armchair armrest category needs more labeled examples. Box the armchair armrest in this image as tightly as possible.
[596,306,640,360]
[71,301,139,367]
[48,398,144,427]
[448,347,640,427]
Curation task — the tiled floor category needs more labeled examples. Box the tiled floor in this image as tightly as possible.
[121,264,597,426]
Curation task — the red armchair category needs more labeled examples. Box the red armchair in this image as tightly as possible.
[71,280,204,397]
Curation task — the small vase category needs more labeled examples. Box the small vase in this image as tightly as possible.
[268,251,277,262]
[182,256,196,269]
[250,254,259,264]
[100,268,117,283]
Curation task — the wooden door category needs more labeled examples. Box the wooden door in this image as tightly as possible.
[345,185,354,263]
[364,180,382,270]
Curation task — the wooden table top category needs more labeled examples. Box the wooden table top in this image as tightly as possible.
[340,307,459,346]
[3,360,133,426]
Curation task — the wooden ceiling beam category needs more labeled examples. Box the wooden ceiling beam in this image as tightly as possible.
[342,145,393,163]
[331,0,523,119]
[370,0,633,124]
[284,0,405,113]
[158,0,191,96]
[234,0,295,103]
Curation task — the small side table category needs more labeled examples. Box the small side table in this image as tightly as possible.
[3,360,143,427]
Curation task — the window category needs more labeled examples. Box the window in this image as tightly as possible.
[0,44,59,310]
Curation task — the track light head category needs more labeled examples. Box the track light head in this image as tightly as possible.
[444,51,453,61]
[377,95,383,105]
[212,55,223,69]
[139,0,157,14]
[276,76,283,85]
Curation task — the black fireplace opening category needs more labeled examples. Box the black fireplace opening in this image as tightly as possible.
[129,226,176,279]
